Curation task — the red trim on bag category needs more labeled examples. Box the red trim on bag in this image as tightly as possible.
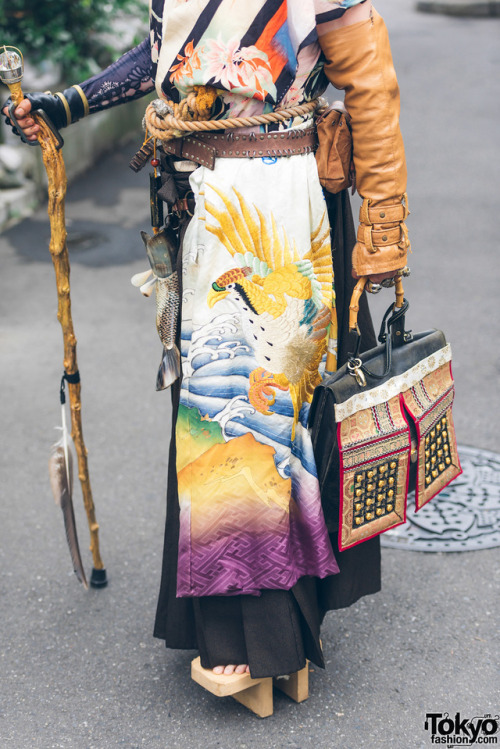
[416,417,427,509]
[337,409,411,551]
[338,515,407,552]
[401,380,456,509]
[398,393,412,504]
[335,362,461,550]
[414,401,463,512]
[401,382,455,423]
[414,407,424,509]
[337,420,349,551]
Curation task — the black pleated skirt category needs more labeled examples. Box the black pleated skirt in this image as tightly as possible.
[153,189,381,678]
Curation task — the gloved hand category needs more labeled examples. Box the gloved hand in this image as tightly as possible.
[319,9,410,280]
[2,86,88,142]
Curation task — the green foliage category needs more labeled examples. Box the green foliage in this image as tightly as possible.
[1,0,148,80]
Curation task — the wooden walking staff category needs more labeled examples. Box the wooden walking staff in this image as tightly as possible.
[0,46,107,588]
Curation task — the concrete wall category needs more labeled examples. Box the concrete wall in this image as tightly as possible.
[0,96,150,231]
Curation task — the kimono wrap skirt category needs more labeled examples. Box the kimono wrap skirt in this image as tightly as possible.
[154,142,381,678]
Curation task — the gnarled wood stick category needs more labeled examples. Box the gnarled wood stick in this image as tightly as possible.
[9,84,106,582]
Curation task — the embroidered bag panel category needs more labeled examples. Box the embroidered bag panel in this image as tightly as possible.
[401,361,462,511]
[338,395,411,550]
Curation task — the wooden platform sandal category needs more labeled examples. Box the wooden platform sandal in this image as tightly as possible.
[191,656,309,718]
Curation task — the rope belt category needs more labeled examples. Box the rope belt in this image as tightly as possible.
[144,95,321,141]
[131,89,324,172]
[133,88,324,229]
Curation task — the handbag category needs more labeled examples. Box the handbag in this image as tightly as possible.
[309,277,462,551]
[315,102,354,194]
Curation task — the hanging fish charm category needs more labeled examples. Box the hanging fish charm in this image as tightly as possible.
[48,406,88,589]
[137,226,181,390]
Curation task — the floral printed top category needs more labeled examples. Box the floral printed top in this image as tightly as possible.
[150,0,367,117]
[79,0,366,118]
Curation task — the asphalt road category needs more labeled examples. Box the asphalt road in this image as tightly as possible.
[0,1,499,747]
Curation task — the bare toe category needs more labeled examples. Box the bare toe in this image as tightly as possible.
[235,664,248,674]
[213,666,224,674]
[223,664,237,675]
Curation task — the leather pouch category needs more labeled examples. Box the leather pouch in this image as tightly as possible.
[309,284,462,551]
[315,104,353,194]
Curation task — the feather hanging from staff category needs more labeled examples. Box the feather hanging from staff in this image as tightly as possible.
[48,403,88,589]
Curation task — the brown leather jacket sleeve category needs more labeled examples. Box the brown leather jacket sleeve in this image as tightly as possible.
[319,10,410,276]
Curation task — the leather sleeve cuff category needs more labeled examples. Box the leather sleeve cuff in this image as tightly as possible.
[70,85,89,117]
[357,222,407,250]
[64,85,89,123]
[353,195,411,276]
[54,92,71,127]
[360,199,409,225]
[352,239,409,277]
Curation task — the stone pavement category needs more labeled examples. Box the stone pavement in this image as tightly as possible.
[0,1,499,747]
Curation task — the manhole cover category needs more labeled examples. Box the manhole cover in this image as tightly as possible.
[381,445,500,552]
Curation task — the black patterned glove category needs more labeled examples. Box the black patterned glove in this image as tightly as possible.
[2,86,88,138]
[2,37,154,141]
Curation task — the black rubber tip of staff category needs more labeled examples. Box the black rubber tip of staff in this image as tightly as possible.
[90,568,108,588]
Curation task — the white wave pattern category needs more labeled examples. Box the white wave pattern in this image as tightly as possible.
[180,314,316,479]
[183,313,251,377]
[182,243,206,275]
[211,395,256,439]
[179,389,295,479]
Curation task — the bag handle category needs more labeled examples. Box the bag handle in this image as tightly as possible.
[349,275,405,333]
[342,275,411,386]
[324,274,408,377]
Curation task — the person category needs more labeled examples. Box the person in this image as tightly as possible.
[3,0,409,680]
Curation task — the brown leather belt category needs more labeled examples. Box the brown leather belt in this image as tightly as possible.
[161,126,317,170]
